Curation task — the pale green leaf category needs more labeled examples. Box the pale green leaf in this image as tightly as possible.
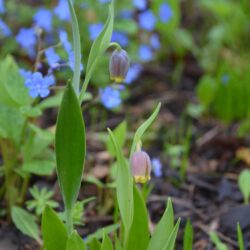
[108,129,133,236]
[79,0,114,101]
[11,207,41,244]
[101,232,114,250]
[183,219,193,250]
[130,103,161,157]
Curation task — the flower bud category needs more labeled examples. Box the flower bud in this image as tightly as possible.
[109,49,130,83]
[130,151,151,183]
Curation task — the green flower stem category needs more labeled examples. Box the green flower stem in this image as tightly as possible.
[0,140,16,220]
[67,0,81,95]
[108,42,122,51]
[66,208,73,235]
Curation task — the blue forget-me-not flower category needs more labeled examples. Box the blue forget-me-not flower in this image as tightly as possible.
[0,0,5,14]
[125,64,142,84]
[88,23,103,41]
[152,158,162,177]
[138,10,156,31]
[33,8,53,32]
[22,72,55,98]
[99,0,111,3]
[132,0,147,10]
[16,28,37,57]
[45,47,61,69]
[0,19,11,37]
[54,0,70,21]
[111,31,129,47]
[150,34,161,50]
[138,45,153,62]
[99,87,121,109]
[159,3,173,23]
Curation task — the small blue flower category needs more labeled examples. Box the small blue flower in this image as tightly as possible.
[0,19,11,37]
[138,45,153,62]
[68,51,84,72]
[125,64,142,84]
[99,0,110,3]
[54,0,70,21]
[159,3,173,23]
[19,69,33,80]
[59,30,72,53]
[119,9,133,19]
[33,8,53,32]
[16,28,37,57]
[99,87,121,109]
[0,0,5,14]
[221,74,230,85]
[88,23,103,41]
[152,158,162,177]
[111,31,129,47]
[138,10,156,31]
[133,0,147,10]
[150,34,161,50]
[45,48,60,68]
[23,72,55,98]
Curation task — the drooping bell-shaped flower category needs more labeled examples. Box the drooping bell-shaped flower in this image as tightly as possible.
[130,151,151,183]
[109,49,130,83]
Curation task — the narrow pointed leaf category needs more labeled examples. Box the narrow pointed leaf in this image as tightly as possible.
[56,83,86,210]
[125,184,150,250]
[164,218,181,250]
[130,103,161,158]
[101,232,114,250]
[42,207,68,250]
[79,0,114,101]
[66,231,87,250]
[183,219,193,250]
[108,129,133,236]
[67,0,81,94]
[148,198,174,250]
[237,222,244,250]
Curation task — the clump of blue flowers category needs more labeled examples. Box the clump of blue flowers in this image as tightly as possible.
[20,70,55,98]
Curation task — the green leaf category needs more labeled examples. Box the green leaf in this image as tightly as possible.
[108,129,133,236]
[67,0,81,94]
[38,91,64,109]
[85,224,119,244]
[79,0,114,101]
[238,169,250,204]
[107,121,127,156]
[125,184,150,250]
[164,218,181,250]
[148,198,174,250]
[210,232,228,250]
[101,232,114,250]
[0,104,25,145]
[196,75,216,108]
[89,238,101,250]
[66,231,87,250]
[55,82,86,210]
[22,159,55,176]
[42,206,68,250]
[130,103,161,157]
[237,222,245,250]
[183,219,193,250]
[11,207,41,244]
[0,56,31,107]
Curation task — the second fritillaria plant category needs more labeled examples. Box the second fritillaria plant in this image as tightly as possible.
[40,0,180,249]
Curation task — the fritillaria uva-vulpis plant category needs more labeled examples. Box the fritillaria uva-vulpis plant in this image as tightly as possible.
[40,0,180,249]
